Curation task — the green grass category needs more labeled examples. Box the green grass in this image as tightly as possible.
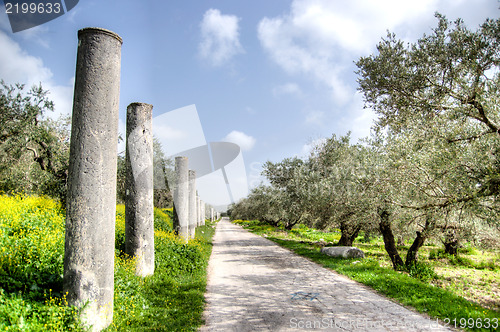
[233,219,500,332]
[0,195,83,331]
[108,220,216,331]
[0,194,217,331]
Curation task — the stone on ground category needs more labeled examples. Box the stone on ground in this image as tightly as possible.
[320,246,365,258]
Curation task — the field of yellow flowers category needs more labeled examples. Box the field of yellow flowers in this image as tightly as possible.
[0,195,215,331]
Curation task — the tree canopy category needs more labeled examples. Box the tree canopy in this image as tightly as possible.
[0,81,69,202]
[230,14,500,270]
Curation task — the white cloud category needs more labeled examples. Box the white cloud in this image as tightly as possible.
[257,0,448,105]
[17,25,50,48]
[258,0,499,141]
[223,130,256,151]
[305,110,325,126]
[273,82,303,98]
[0,30,51,83]
[199,9,244,66]
[0,30,73,119]
[339,93,377,142]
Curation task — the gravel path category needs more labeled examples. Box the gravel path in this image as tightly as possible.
[199,218,453,331]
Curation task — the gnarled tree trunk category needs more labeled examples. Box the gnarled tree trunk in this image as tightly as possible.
[378,208,404,270]
[405,215,434,267]
[405,231,426,267]
[337,222,362,246]
[443,226,459,256]
[444,240,459,256]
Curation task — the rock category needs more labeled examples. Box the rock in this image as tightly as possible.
[321,246,365,258]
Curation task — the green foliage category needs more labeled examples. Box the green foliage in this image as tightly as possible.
[233,14,500,276]
[459,244,479,255]
[115,155,126,204]
[0,195,82,330]
[114,204,126,254]
[0,289,83,332]
[429,249,498,271]
[110,217,216,331]
[405,262,438,282]
[0,81,69,203]
[154,208,173,232]
[0,195,65,298]
[357,13,500,226]
[232,133,380,240]
[0,195,216,330]
[153,232,204,275]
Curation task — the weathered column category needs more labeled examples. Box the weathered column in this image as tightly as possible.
[188,170,197,239]
[63,27,122,331]
[201,201,205,226]
[197,194,201,226]
[210,208,214,222]
[125,103,154,277]
[173,156,189,241]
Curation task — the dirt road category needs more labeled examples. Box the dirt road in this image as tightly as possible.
[199,218,453,331]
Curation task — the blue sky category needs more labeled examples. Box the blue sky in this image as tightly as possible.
[1,0,499,206]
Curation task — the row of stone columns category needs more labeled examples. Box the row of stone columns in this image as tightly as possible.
[63,27,222,331]
[173,156,219,242]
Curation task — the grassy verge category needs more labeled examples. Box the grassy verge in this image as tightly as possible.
[233,219,500,332]
[0,195,82,331]
[109,208,216,331]
[0,195,216,331]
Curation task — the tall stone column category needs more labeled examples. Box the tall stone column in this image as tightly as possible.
[210,208,214,222]
[188,170,197,239]
[201,201,205,226]
[173,157,189,241]
[63,27,122,331]
[125,103,154,277]
[197,194,201,226]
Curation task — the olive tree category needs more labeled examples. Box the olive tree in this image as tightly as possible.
[357,14,500,264]
[262,158,312,230]
[306,133,379,246]
[0,81,69,202]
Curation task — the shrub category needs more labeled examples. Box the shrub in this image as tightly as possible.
[429,249,447,260]
[0,194,84,330]
[405,262,438,282]
[154,208,173,232]
[154,231,204,275]
[0,195,65,297]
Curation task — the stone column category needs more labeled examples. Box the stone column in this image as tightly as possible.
[210,208,214,222]
[63,27,122,331]
[173,156,189,241]
[125,103,154,277]
[188,170,197,239]
[201,201,205,226]
[197,194,201,226]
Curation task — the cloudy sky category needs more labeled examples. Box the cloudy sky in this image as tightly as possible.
[0,0,498,205]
